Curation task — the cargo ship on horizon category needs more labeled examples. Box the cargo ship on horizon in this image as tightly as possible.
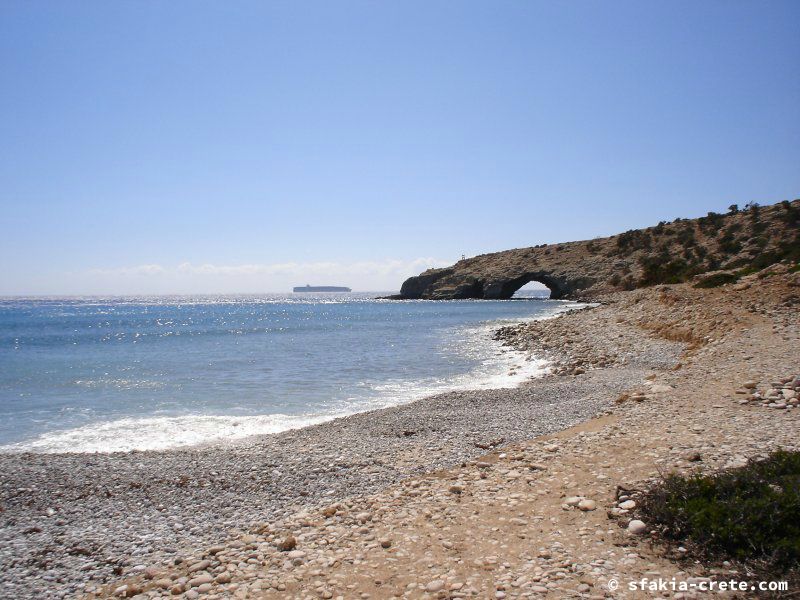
[292,285,352,293]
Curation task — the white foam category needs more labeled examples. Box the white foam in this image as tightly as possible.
[2,413,339,454]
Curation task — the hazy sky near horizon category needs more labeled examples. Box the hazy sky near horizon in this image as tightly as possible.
[1,1,799,294]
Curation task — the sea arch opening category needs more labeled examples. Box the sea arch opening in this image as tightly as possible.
[498,272,568,300]
[511,281,551,299]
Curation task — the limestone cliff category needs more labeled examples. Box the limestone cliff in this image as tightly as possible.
[398,199,800,299]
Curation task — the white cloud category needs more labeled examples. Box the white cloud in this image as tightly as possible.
[172,258,447,277]
[88,264,166,276]
[78,258,452,294]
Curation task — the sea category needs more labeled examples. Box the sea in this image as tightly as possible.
[0,291,578,453]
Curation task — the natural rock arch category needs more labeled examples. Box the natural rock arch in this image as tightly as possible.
[398,265,589,300]
[396,200,799,301]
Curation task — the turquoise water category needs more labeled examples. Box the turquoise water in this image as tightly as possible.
[0,292,572,453]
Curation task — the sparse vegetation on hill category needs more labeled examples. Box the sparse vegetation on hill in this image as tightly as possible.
[618,200,800,288]
[400,198,800,299]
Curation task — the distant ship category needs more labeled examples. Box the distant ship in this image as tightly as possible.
[293,285,352,293]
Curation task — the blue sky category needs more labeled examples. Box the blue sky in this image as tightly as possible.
[1,1,798,294]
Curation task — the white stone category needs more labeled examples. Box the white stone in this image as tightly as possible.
[188,559,211,573]
[426,580,445,593]
[188,573,214,587]
[627,519,648,535]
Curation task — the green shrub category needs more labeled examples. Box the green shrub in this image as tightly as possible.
[718,233,742,254]
[693,273,739,288]
[751,251,783,271]
[675,226,696,247]
[778,234,800,263]
[754,235,769,249]
[617,229,652,250]
[780,200,799,224]
[736,266,760,277]
[639,450,800,574]
[698,211,726,233]
[639,254,702,286]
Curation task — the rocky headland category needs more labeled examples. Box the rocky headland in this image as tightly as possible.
[397,199,799,299]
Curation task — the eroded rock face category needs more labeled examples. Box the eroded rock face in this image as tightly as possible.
[397,199,800,300]
[401,257,602,300]
[400,268,582,300]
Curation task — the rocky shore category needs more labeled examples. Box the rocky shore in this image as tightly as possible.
[1,266,798,599]
[0,303,679,600]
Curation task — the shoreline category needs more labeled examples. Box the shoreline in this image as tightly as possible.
[0,298,679,599]
[0,298,583,456]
